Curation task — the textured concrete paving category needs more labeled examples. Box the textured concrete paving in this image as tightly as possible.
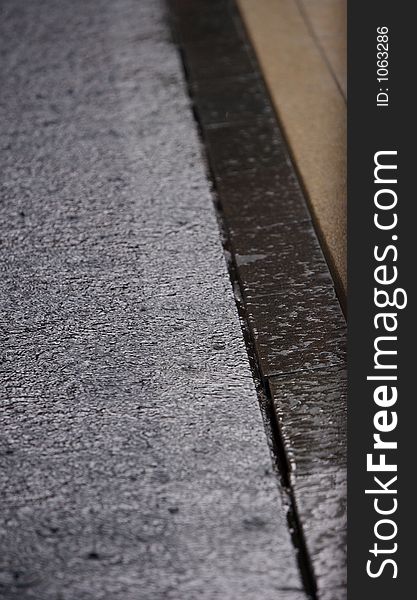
[0,1,306,599]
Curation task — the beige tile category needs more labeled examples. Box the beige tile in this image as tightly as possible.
[301,0,347,97]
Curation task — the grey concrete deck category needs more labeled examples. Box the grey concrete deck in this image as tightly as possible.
[0,1,305,599]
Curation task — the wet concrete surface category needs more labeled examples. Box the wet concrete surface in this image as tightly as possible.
[270,370,347,597]
[227,220,346,377]
[270,369,347,473]
[205,121,287,178]
[0,1,306,598]
[191,74,273,127]
[292,470,347,595]
[215,166,311,229]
